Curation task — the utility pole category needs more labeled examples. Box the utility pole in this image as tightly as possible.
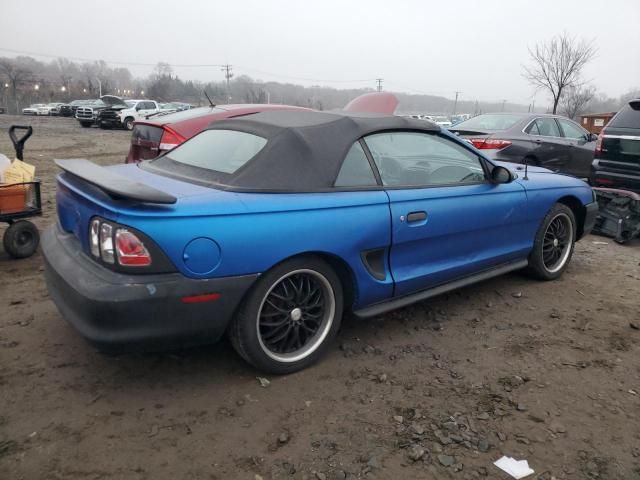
[453,91,461,115]
[376,78,383,92]
[221,64,233,103]
[473,100,479,116]
[531,96,536,113]
[501,99,507,112]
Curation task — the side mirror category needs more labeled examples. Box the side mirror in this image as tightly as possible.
[587,133,598,142]
[135,105,142,111]
[491,165,513,184]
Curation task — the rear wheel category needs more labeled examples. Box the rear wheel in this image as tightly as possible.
[229,256,343,374]
[526,203,576,280]
[3,221,40,259]
[124,117,134,131]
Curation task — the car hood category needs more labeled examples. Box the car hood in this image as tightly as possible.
[100,95,127,107]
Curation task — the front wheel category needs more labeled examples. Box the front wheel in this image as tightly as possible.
[79,121,92,128]
[526,203,576,280]
[229,256,343,374]
[124,117,134,131]
[3,221,40,259]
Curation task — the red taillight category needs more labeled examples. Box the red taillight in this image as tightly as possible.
[594,128,605,158]
[470,138,512,150]
[115,229,151,266]
[159,126,186,151]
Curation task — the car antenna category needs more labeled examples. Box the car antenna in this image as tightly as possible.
[523,157,529,180]
[203,90,215,108]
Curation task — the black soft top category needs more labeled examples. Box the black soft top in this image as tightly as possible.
[145,110,440,192]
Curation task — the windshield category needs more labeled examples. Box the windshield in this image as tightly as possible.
[125,100,136,108]
[452,114,526,131]
[161,129,267,174]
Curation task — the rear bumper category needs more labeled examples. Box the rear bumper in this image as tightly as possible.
[590,160,640,192]
[590,170,640,192]
[42,224,259,352]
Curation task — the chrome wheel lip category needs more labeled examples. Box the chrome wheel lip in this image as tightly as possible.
[256,269,335,363]
[542,212,573,273]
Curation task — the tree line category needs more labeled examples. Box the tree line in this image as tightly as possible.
[0,53,637,119]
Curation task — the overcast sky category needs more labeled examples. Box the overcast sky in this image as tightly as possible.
[0,0,638,106]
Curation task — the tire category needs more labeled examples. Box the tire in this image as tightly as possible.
[229,256,344,374]
[3,221,40,259]
[526,203,576,280]
[80,121,92,128]
[124,117,134,131]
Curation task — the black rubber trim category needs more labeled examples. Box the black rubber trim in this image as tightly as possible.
[353,259,528,318]
[581,201,599,238]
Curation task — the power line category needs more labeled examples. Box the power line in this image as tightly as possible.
[234,65,377,84]
[0,47,379,85]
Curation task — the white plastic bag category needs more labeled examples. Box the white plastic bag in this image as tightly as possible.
[0,153,11,183]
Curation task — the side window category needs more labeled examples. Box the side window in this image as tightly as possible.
[525,120,541,135]
[558,119,587,140]
[144,102,154,110]
[363,132,485,187]
[334,142,378,187]
[534,118,561,137]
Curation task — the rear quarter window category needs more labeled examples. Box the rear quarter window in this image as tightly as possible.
[164,129,267,174]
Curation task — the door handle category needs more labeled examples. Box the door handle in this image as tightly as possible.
[406,211,427,222]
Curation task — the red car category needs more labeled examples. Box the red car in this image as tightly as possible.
[125,93,399,163]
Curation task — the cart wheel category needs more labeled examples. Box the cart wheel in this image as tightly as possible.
[3,221,40,259]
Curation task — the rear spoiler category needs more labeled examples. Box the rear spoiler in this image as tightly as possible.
[55,159,177,204]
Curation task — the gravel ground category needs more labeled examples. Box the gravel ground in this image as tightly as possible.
[0,114,639,480]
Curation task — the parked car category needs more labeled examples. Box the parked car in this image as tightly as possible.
[37,103,65,116]
[432,116,453,128]
[450,113,597,179]
[99,99,160,130]
[125,92,399,163]
[22,104,45,115]
[59,100,91,118]
[76,96,127,128]
[126,103,311,163]
[590,99,640,191]
[43,110,597,373]
[0,107,5,114]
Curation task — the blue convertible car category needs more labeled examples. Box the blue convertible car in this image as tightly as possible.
[43,110,598,373]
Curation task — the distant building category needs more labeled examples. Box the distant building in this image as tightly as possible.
[579,112,616,134]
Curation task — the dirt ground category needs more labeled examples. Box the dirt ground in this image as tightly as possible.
[0,114,639,480]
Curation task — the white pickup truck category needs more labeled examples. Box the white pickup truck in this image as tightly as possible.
[98,99,160,130]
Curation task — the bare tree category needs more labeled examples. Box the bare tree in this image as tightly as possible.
[0,58,33,114]
[560,85,596,120]
[524,33,596,114]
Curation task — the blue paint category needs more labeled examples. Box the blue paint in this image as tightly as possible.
[54,132,594,311]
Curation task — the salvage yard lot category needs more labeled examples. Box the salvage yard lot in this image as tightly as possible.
[0,115,639,480]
